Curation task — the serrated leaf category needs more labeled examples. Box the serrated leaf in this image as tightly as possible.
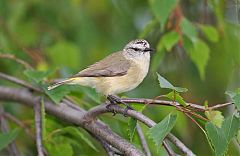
[165,91,187,107]
[206,115,240,156]
[180,18,197,40]
[200,25,219,42]
[148,113,177,146]
[44,85,71,104]
[128,118,137,142]
[157,73,188,92]
[24,69,54,84]
[157,31,180,51]
[150,0,178,30]
[205,110,224,128]
[0,128,20,151]
[184,38,210,80]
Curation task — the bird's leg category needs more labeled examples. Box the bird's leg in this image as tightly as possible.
[107,95,134,116]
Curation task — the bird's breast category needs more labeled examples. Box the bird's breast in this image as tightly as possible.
[97,53,150,95]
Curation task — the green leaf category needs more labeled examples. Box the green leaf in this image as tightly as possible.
[226,89,240,111]
[157,73,188,92]
[165,91,187,107]
[225,90,236,99]
[128,118,137,142]
[205,114,240,156]
[200,25,219,42]
[184,38,210,80]
[47,41,81,69]
[205,110,224,128]
[44,85,71,104]
[24,69,54,84]
[46,142,73,156]
[81,87,101,104]
[139,20,158,38]
[180,18,197,40]
[61,127,98,151]
[0,128,20,151]
[148,113,177,147]
[237,130,240,144]
[157,31,180,51]
[232,94,240,111]
[150,0,178,29]
[157,73,174,89]
[151,49,166,72]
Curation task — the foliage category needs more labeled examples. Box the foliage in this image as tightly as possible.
[0,0,240,155]
[148,113,177,147]
[0,129,20,151]
[206,114,240,156]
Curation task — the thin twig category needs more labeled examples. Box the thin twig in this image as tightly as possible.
[163,141,179,156]
[34,98,44,156]
[136,124,151,156]
[3,112,34,139]
[167,133,196,156]
[96,137,123,156]
[121,98,233,111]
[0,53,33,69]
[0,72,42,92]
[0,105,20,156]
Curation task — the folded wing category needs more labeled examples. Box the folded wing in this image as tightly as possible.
[72,52,131,77]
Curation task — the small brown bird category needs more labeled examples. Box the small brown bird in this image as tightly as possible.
[48,39,154,109]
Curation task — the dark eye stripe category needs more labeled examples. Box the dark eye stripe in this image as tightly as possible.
[129,47,140,51]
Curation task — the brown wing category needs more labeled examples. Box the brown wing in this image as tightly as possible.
[72,51,130,77]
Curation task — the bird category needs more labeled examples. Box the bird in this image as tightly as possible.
[48,39,154,109]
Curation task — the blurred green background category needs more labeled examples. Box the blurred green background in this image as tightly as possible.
[0,0,240,155]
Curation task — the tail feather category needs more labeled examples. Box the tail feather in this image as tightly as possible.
[47,79,74,90]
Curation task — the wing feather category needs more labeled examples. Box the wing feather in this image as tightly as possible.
[72,52,130,77]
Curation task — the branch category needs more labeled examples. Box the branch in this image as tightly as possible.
[0,71,233,111]
[0,86,144,156]
[85,104,196,156]
[34,98,44,156]
[0,72,42,92]
[136,124,151,156]
[0,105,20,156]
[163,141,179,156]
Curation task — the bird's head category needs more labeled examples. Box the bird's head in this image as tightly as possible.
[123,39,154,54]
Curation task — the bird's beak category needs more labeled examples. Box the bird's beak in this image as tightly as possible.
[143,48,155,52]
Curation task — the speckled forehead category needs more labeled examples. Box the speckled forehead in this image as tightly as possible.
[128,39,150,48]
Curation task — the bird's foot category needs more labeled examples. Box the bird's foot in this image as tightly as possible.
[106,104,117,116]
[107,95,134,116]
